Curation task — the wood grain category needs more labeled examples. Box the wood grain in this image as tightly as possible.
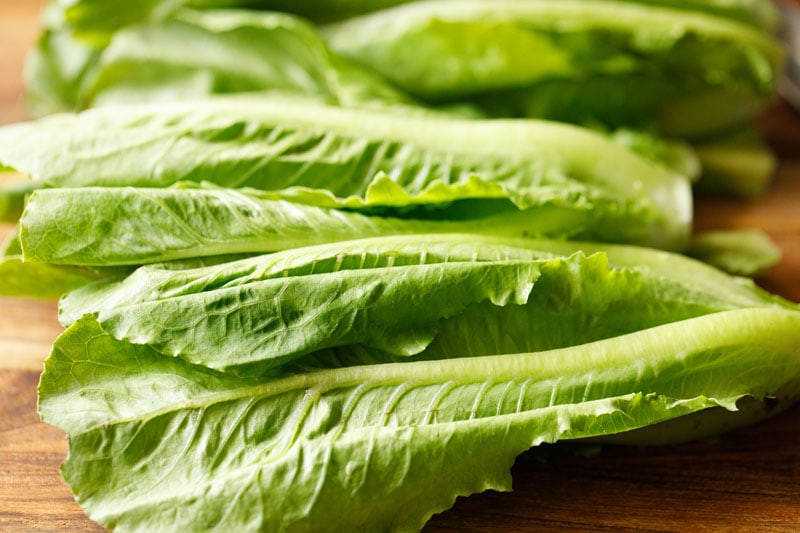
[430,407,800,532]
[0,1,799,530]
[0,370,104,532]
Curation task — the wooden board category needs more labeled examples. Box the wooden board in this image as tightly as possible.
[0,1,799,530]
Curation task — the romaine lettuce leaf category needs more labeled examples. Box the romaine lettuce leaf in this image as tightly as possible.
[24,28,102,116]
[22,1,103,116]
[0,181,39,223]
[56,0,779,46]
[39,307,800,531]
[1,229,21,256]
[689,229,781,276]
[57,0,415,44]
[24,3,772,193]
[0,224,113,299]
[474,77,772,141]
[0,255,106,300]
[0,97,692,251]
[17,184,669,266]
[12,2,793,531]
[27,7,415,115]
[324,0,781,138]
[58,234,789,372]
[693,127,777,196]
[82,9,415,109]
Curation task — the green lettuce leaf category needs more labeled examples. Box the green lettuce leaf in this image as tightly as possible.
[1,222,103,299]
[621,0,779,28]
[81,9,414,109]
[17,184,671,266]
[0,181,39,223]
[1,97,692,251]
[689,229,781,276]
[57,0,414,44]
[37,1,776,124]
[57,0,779,46]
[59,234,788,372]
[1,228,21,256]
[693,127,777,196]
[0,255,107,300]
[39,307,800,531]
[24,28,102,116]
[324,0,781,138]
[475,77,772,142]
[608,129,701,182]
[27,7,415,116]
[23,1,103,116]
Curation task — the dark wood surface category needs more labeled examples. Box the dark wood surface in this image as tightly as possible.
[0,1,799,530]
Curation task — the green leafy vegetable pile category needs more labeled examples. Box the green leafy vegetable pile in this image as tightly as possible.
[1,0,796,530]
[27,0,782,195]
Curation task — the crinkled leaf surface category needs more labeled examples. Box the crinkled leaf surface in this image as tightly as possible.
[18,185,660,266]
[1,97,691,250]
[59,235,788,372]
[60,236,548,370]
[0,96,687,196]
[39,308,800,531]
